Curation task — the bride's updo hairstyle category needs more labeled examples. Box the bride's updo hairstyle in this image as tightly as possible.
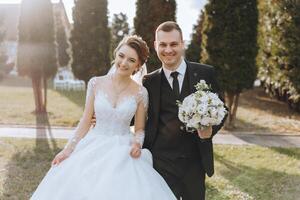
[113,35,150,67]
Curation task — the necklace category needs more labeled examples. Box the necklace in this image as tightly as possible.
[111,73,131,100]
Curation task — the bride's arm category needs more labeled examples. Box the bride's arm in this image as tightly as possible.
[130,87,148,158]
[52,77,96,165]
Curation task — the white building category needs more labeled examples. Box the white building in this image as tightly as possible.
[53,67,85,91]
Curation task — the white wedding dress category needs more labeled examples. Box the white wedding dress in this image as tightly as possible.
[31,76,176,200]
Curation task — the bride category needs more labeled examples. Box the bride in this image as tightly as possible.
[31,35,177,200]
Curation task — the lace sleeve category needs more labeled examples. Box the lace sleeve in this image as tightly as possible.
[86,77,96,101]
[131,86,148,146]
[63,77,97,155]
[137,86,149,111]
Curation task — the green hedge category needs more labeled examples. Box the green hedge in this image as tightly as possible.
[257,0,300,111]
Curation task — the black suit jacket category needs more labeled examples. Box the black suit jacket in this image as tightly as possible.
[143,60,226,177]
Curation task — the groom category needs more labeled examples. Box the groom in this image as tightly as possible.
[142,21,226,200]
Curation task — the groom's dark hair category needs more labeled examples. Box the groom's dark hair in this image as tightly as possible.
[155,21,183,41]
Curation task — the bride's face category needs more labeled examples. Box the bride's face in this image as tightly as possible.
[114,44,140,77]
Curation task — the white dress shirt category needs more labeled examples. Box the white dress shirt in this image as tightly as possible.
[162,59,187,93]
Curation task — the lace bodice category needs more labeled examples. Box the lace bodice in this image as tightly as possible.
[89,76,148,136]
[63,75,148,155]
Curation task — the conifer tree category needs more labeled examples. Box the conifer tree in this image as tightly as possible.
[70,0,110,84]
[0,14,7,81]
[55,11,70,67]
[17,0,57,113]
[186,10,204,62]
[134,0,176,72]
[201,0,258,127]
[110,13,129,58]
[257,0,300,111]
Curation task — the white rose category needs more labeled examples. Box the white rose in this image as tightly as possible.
[200,117,211,126]
[192,113,201,123]
[208,92,218,99]
[197,103,208,115]
[200,96,209,104]
[209,107,218,118]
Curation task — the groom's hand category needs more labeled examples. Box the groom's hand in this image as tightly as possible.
[197,126,213,139]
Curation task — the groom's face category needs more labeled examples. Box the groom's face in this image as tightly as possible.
[154,29,184,70]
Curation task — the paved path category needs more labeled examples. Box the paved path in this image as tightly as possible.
[0,127,299,148]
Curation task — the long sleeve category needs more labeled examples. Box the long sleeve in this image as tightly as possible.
[132,86,149,146]
[63,77,97,155]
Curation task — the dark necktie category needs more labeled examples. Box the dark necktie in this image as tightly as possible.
[170,71,180,97]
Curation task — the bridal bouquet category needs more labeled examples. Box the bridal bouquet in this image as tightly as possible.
[177,80,227,132]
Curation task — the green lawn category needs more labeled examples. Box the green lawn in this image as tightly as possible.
[0,138,299,200]
[2,76,300,134]
[0,85,85,127]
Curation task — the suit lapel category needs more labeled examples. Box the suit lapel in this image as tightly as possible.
[148,63,200,146]
[151,62,200,115]
[146,69,162,147]
[186,61,199,94]
[151,68,162,120]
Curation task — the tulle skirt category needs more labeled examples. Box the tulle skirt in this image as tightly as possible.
[30,129,176,200]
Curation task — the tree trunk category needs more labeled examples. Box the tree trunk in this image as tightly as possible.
[224,92,240,129]
[32,78,39,113]
[225,92,234,128]
[31,76,45,113]
[231,93,240,125]
[43,76,47,112]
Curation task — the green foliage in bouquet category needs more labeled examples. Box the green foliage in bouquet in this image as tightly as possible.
[195,80,211,91]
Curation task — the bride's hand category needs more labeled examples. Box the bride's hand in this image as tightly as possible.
[51,150,71,166]
[130,143,141,158]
